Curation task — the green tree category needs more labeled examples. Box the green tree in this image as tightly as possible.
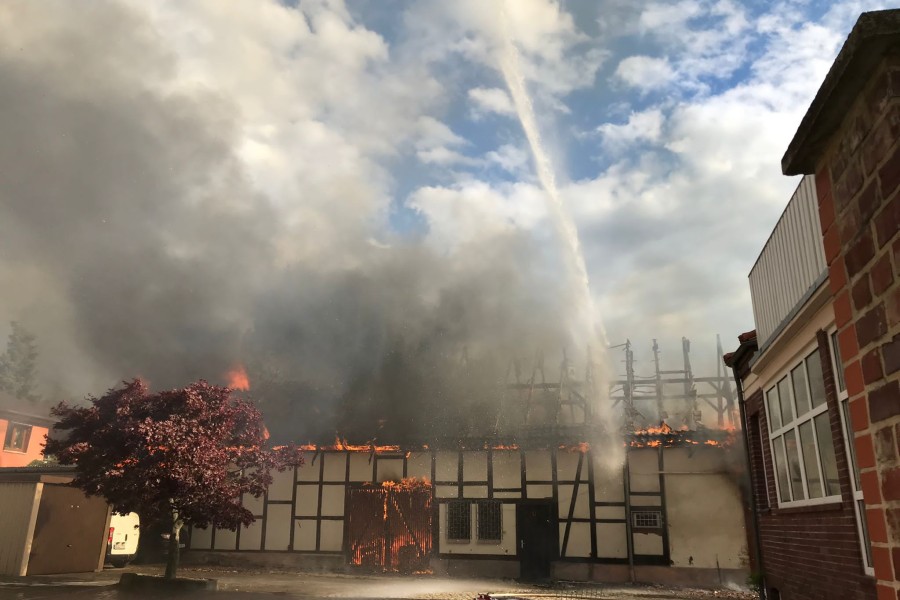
[0,321,42,403]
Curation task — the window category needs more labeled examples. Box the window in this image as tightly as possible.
[831,331,874,575]
[765,347,839,506]
[632,511,662,530]
[3,422,32,453]
[447,501,471,541]
[477,501,502,541]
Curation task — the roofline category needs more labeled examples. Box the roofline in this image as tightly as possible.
[783,9,900,175]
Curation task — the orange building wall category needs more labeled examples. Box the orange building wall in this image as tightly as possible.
[0,419,48,467]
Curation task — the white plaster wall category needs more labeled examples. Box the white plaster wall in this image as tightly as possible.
[492,451,521,488]
[239,520,262,551]
[525,451,552,480]
[244,492,264,517]
[299,456,321,481]
[593,460,624,502]
[294,519,317,551]
[526,484,553,499]
[268,468,294,501]
[628,450,660,492]
[320,520,344,551]
[213,527,237,550]
[560,521,591,557]
[595,522,627,558]
[295,484,318,516]
[191,525,212,550]
[377,458,404,482]
[321,485,345,517]
[556,452,581,480]
[557,484,590,519]
[463,452,488,481]
[438,502,516,556]
[348,453,372,481]
[407,452,431,478]
[665,469,748,568]
[323,453,347,481]
[634,532,664,555]
[436,452,458,481]
[264,504,292,550]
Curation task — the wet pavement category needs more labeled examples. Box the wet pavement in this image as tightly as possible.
[0,565,755,600]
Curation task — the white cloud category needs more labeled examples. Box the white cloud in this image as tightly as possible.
[597,109,665,147]
[614,56,675,91]
[468,86,515,117]
[485,143,530,175]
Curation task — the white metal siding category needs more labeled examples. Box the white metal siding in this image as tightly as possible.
[749,175,826,346]
[0,482,40,576]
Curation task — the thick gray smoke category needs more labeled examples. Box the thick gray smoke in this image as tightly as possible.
[0,1,600,442]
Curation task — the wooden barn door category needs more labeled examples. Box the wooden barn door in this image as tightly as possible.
[346,484,432,573]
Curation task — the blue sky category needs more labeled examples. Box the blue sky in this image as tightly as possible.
[0,0,894,396]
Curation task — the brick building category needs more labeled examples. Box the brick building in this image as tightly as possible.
[727,9,900,600]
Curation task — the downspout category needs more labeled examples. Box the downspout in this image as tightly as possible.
[731,365,766,600]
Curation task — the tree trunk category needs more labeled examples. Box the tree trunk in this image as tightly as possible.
[164,513,182,579]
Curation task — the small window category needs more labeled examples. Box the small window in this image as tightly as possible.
[447,501,470,541]
[477,502,502,541]
[3,423,32,453]
[632,510,662,530]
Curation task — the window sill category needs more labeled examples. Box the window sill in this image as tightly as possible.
[769,501,845,515]
[2,448,28,454]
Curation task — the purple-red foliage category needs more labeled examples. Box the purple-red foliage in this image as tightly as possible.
[45,379,303,531]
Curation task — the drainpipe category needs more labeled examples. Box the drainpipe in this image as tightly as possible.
[731,365,766,600]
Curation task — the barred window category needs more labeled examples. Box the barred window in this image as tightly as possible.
[447,501,470,541]
[632,511,662,530]
[477,501,502,541]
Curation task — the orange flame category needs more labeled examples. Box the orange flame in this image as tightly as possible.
[226,364,250,391]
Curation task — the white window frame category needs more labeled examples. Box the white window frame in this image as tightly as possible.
[764,342,841,508]
[829,329,874,576]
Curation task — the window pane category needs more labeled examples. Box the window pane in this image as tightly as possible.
[806,351,827,408]
[772,436,791,503]
[447,501,471,541]
[831,332,846,393]
[814,413,840,496]
[799,421,823,498]
[778,377,794,425]
[858,499,873,568]
[792,364,811,416]
[767,388,782,431]
[784,429,805,501]
[841,399,862,491]
[477,502,502,541]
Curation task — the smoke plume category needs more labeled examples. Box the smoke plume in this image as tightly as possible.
[0,1,606,442]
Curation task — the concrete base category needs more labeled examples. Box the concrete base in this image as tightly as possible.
[119,572,217,591]
[184,551,747,588]
[430,557,519,579]
[184,551,347,573]
[552,562,749,589]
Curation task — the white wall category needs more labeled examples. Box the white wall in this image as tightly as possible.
[438,502,516,556]
[663,448,748,569]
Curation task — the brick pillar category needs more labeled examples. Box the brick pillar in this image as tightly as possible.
[814,57,900,598]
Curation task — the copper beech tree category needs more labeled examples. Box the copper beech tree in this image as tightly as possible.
[45,379,303,579]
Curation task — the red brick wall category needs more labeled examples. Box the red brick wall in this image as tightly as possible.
[813,57,900,599]
[743,333,875,600]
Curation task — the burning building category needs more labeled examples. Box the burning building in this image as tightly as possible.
[188,345,751,587]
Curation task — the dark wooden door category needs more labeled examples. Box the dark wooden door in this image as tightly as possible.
[517,501,556,582]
